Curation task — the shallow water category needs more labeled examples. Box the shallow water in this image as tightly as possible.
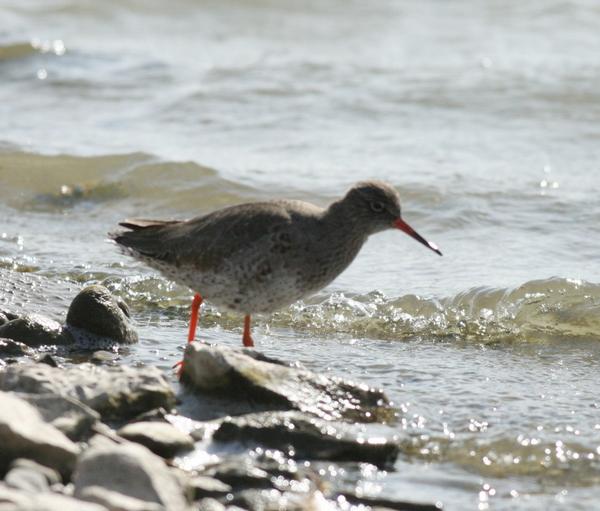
[2,0,600,509]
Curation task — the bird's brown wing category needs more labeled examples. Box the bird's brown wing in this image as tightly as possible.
[112,201,307,271]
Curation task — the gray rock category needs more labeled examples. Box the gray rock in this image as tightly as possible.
[181,343,394,423]
[0,392,80,479]
[79,486,163,511]
[37,354,59,367]
[204,460,272,491]
[339,492,441,511]
[0,338,34,357]
[213,411,399,469]
[0,313,9,326]
[0,315,72,347]
[66,286,137,346]
[0,363,175,420]
[117,421,194,458]
[9,458,61,486]
[19,392,100,441]
[73,442,189,510]
[196,498,226,511]
[4,465,49,493]
[2,490,110,511]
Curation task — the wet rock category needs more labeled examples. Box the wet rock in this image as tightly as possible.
[91,350,119,364]
[19,392,100,441]
[0,314,72,347]
[181,343,394,423]
[0,391,79,479]
[73,442,189,510]
[117,421,195,458]
[340,492,441,511]
[0,363,175,420]
[0,312,8,326]
[213,411,399,469]
[204,459,273,491]
[79,486,163,511]
[66,285,137,346]
[37,353,60,367]
[188,475,232,500]
[0,338,34,357]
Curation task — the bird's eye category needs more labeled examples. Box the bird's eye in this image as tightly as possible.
[370,201,385,213]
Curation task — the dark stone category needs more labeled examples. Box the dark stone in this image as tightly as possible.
[339,492,441,511]
[0,338,35,357]
[213,411,399,469]
[204,460,273,491]
[37,353,59,367]
[0,314,72,347]
[0,313,9,326]
[66,285,137,345]
[181,343,395,423]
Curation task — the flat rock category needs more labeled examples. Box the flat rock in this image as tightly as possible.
[213,411,399,468]
[0,363,175,420]
[66,285,138,347]
[181,343,394,423]
[117,421,195,458]
[0,314,72,347]
[73,442,189,510]
[0,486,109,511]
[18,392,100,441]
[187,475,232,500]
[0,391,80,479]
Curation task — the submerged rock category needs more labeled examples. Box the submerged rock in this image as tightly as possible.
[0,285,137,351]
[73,442,190,510]
[0,314,72,347]
[214,411,399,468]
[0,391,79,479]
[65,285,138,347]
[117,421,195,458]
[0,338,35,357]
[0,363,175,420]
[181,343,395,423]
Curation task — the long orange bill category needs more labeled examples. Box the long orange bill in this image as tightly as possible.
[393,218,442,256]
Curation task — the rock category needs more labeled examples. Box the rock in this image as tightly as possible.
[91,351,119,364]
[0,338,34,357]
[196,498,227,511]
[181,343,394,423]
[66,285,137,346]
[188,476,232,500]
[213,411,399,469]
[73,442,189,510]
[0,313,8,326]
[19,392,100,441]
[117,421,194,458]
[339,492,441,511]
[37,354,59,367]
[0,363,175,420]
[204,459,273,491]
[79,486,163,511]
[0,486,109,511]
[0,391,79,479]
[0,315,72,347]
[9,458,62,486]
[4,465,50,493]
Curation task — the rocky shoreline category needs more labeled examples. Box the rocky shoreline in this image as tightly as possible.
[0,286,439,511]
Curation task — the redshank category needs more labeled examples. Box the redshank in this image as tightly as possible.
[112,181,441,351]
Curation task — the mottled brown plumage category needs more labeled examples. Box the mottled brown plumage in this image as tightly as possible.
[112,181,441,347]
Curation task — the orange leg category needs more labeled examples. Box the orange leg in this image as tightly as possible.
[174,293,203,377]
[242,314,255,347]
[187,293,203,343]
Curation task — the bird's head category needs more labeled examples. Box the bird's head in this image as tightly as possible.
[342,180,442,255]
